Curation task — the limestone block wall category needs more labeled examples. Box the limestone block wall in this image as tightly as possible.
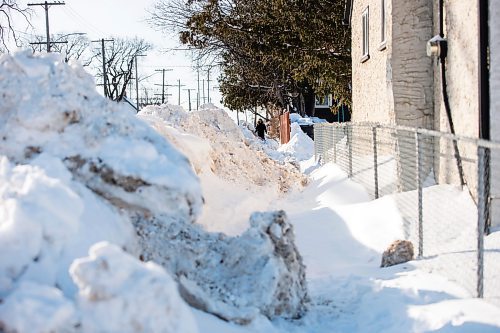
[489,0,500,228]
[432,1,480,188]
[351,0,395,124]
[434,0,479,138]
[391,0,434,129]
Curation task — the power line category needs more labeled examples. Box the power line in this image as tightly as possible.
[61,5,105,37]
[28,1,65,52]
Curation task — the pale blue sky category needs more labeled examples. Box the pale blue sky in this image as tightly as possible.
[15,0,222,108]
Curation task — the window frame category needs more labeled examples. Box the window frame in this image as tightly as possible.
[315,94,332,109]
[379,0,387,50]
[361,6,370,62]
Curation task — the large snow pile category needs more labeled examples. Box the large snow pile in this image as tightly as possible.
[0,51,199,331]
[139,104,307,192]
[139,105,309,322]
[0,51,308,329]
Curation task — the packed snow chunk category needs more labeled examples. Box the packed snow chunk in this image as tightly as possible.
[135,211,308,324]
[0,154,137,298]
[0,51,202,222]
[0,156,80,295]
[70,242,198,333]
[138,104,188,127]
[242,211,308,318]
[193,104,246,143]
[381,240,414,267]
[278,123,315,162]
[0,282,77,333]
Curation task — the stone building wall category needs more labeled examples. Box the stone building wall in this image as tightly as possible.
[351,0,433,128]
[431,1,480,188]
[489,0,500,228]
[391,0,434,129]
[351,0,394,124]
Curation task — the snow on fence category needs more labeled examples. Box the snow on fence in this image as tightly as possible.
[314,122,500,305]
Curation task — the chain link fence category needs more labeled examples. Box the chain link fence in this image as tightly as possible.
[314,122,500,305]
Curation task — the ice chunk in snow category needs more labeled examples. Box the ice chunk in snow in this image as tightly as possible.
[134,210,308,324]
[70,242,198,333]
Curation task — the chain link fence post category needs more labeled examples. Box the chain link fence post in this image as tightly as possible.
[333,125,337,163]
[416,131,424,258]
[477,146,489,298]
[348,125,353,178]
[314,125,319,163]
[372,126,379,199]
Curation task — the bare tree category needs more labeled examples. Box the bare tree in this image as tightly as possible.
[141,87,161,107]
[23,33,96,66]
[0,0,31,50]
[92,37,152,101]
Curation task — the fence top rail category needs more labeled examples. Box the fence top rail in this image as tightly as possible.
[314,122,500,149]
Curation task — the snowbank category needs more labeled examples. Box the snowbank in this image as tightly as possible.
[139,104,306,192]
[0,51,308,330]
[0,51,203,222]
[289,113,327,126]
[278,123,315,161]
[138,105,309,322]
[0,51,203,331]
[0,155,136,298]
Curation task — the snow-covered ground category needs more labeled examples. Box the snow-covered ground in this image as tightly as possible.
[1,52,500,332]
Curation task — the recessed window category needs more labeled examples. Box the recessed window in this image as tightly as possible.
[315,95,332,108]
[379,0,387,50]
[361,7,370,62]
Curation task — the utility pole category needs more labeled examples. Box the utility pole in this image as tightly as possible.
[165,80,185,106]
[91,38,113,98]
[154,68,173,104]
[134,54,147,111]
[28,1,65,52]
[183,88,195,112]
[207,68,211,104]
[176,80,185,106]
[202,79,206,104]
[197,67,200,110]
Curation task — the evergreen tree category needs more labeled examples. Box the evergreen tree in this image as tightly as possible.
[150,0,351,115]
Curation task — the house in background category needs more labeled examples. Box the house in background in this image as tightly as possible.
[313,94,351,123]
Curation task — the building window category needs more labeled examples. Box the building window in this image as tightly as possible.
[361,7,370,62]
[315,95,332,108]
[379,0,387,50]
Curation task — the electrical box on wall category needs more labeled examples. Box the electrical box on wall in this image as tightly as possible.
[427,35,448,58]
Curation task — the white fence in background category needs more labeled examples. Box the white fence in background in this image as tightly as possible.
[314,122,500,305]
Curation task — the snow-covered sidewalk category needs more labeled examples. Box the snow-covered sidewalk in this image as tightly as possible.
[191,157,500,332]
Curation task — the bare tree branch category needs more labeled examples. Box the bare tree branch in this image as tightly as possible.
[0,0,32,51]
[92,37,152,101]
